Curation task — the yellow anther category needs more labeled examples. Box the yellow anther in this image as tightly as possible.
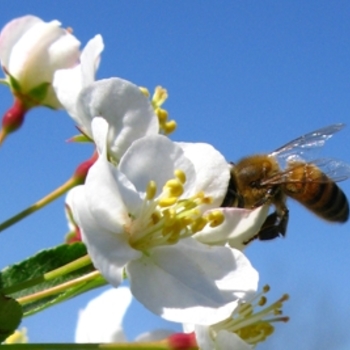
[163,120,177,135]
[166,227,183,244]
[201,196,213,205]
[151,212,161,224]
[164,179,184,197]
[152,86,168,107]
[174,169,186,184]
[158,197,178,207]
[263,285,270,293]
[191,217,208,233]
[156,108,168,123]
[281,294,290,301]
[163,208,175,219]
[206,210,225,227]
[146,181,157,200]
[179,216,192,229]
[139,86,150,98]
[162,225,175,236]
[164,215,177,227]
[259,296,267,306]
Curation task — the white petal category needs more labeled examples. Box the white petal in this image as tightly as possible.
[80,34,104,87]
[215,330,253,350]
[53,64,82,120]
[54,35,104,130]
[127,239,252,325]
[70,186,141,287]
[0,16,42,68]
[227,205,269,250]
[177,142,230,207]
[195,326,252,350]
[77,78,159,160]
[84,142,143,231]
[193,325,215,350]
[91,117,108,153]
[75,287,132,343]
[119,135,195,199]
[194,205,269,250]
[9,20,80,90]
[84,148,131,232]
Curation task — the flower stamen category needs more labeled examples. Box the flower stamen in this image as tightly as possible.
[210,285,289,346]
[128,169,221,250]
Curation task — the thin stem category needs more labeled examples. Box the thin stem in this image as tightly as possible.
[18,271,101,305]
[45,255,92,280]
[23,273,107,317]
[0,177,77,233]
[1,255,93,295]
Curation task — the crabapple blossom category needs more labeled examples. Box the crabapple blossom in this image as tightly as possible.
[69,118,259,325]
[0,15,81,109]
[189,286,289,349]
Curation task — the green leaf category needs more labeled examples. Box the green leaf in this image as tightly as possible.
[0,294,22,343]
[0,243,104,316]
[27,81,50,103]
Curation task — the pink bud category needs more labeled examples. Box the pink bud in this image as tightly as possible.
[1,99,27,134]
[65,227,82,244]
[168,332,197,350]
[73,151,98,184]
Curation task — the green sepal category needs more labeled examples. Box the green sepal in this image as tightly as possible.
[0,243,105,317]
[0,294,22,343]
[0,78,9,87]
[70,134,93,143]
[27,81,50,103]
[8,74,21,93]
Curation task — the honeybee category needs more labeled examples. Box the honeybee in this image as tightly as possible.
[222,123,350,243]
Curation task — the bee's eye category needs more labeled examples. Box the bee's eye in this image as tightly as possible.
[250,180,259,188]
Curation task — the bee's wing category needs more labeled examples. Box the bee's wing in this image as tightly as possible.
[312,158,350,182]
[260,158,350,186]
[270,123,345,162]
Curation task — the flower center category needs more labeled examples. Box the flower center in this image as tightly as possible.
[210,285,289,346]
[127,169,224,251]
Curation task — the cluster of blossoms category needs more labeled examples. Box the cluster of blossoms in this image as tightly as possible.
[0,15,289,349]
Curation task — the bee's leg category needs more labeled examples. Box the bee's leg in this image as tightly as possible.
[258,207,289,241]
[252,187,278,208]
[243,207,289,244]
[243,212,278,244]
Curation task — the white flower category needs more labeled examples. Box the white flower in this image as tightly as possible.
[58,78,159,162]
[191,286,289,350]
[75,287,174,343]
[0,15,82,109]
[70,118,259,325]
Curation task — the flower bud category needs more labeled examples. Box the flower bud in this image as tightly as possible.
[168,332,197,350]
[72,151,98,184]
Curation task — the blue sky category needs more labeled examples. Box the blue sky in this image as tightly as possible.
[0,2,350,349]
